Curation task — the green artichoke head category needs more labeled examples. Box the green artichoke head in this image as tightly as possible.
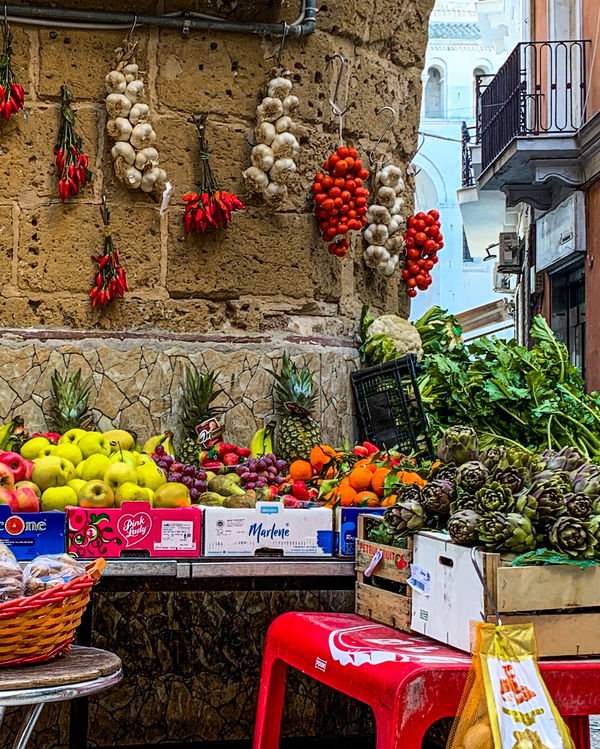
[549,516,596,559]
[475,480,516,515]
[436,426,479,466]
[456,461,489,493]
[478,512,536,553]
[447,509,479,547]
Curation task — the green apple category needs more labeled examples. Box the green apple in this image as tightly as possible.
[136,461,167,491]
[41,485,78,511]
[144,488,155,506]
[59,428,87,445]
[79,454,112,481]
[79,480,114,509]
[154,482,191,508]
[39,444,55,458]
[53,443,83,466]
[20,437,50,460]
[67,478,87,495]
[103,429,135,452]
[15,480,41,499]
[109,450,138,468]
[115,482,149,507]
[32,456,75,492]
[136,454,153,466]
[77,432,110,459]
[104,462,138,491]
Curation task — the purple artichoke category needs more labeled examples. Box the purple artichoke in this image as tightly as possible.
[456,461,489,493]
[421,479,456,515]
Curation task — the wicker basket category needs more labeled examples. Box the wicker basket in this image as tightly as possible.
[0,558,105,668]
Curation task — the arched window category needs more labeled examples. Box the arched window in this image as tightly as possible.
[424,67,443,118]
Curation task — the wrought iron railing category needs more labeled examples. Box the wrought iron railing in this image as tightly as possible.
[461,122,476,187]
[477,40,589,171]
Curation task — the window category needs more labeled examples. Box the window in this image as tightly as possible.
[550,261,585,375]
[473,66,486,119]
[424,67,443,118]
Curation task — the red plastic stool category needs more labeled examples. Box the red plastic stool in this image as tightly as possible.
[253,612,598,748]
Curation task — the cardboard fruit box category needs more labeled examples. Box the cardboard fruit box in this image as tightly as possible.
[355,514,600,657]
[66,502,202,558]
[0,505,66,560]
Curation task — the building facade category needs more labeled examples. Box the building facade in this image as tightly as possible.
[411,0,512,338]
[465,0,599,385]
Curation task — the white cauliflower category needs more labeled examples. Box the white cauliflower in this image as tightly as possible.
[364,315,423,363]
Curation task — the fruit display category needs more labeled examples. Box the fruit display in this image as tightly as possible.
[182,114,244,232]
[243,73,300,204]
[0,18,24,121]
[363,163,405,276]
[55,85,91,201]
[312,145,370,258]
[401,209,442,297]
[269,354,322,464]
[370,426,600,560]
[105,37,167,196]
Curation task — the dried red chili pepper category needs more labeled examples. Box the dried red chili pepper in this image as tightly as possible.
[55,85,91,202]
[0,18,24,122]
[89,198,128,308]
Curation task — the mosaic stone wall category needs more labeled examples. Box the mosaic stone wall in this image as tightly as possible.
[0,333,359,446]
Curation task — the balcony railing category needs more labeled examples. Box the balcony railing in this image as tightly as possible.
[461,122,476,187]
[477,40,589,172]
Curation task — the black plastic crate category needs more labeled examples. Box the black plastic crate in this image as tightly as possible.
[351,354,433,458]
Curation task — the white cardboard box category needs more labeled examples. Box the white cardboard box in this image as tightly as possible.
[203,503,333,557]
[409,530,486,652]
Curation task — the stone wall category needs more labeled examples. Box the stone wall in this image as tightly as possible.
[0,0,433,432]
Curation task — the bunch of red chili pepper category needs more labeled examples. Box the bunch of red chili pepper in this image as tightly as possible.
[90,199,128,307]
[55,84,91,201]
[182,114,244,233]
[0,18,24,120]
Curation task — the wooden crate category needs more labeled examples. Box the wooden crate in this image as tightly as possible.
[355,518,600,657]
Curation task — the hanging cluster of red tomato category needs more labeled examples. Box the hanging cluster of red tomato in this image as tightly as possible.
[401,209,443,298]
[311,145,370,258]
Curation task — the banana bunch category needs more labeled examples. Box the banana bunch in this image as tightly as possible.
[142,431,176,456]
[249,421,276,457]
[0,417,25,452]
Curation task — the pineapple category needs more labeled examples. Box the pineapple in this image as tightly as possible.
[270,354,322,463]
[48,369,93,433]
[179,366,225,466]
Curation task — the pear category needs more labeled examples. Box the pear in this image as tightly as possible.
[208,476,245,497]
[154,482,191,508]
[197,492,225,506]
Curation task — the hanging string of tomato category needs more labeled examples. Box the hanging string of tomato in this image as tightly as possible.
[401,209,443,297]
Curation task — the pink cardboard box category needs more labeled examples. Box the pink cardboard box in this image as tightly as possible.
[66,502,202,558]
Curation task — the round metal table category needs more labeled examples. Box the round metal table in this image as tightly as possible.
[0,646,122,748]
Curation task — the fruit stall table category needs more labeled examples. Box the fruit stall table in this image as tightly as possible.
[67,558,357,749]
[1,646,122,749]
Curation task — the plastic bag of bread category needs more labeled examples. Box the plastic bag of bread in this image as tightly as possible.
[23,554,86,597]
[0,542,16,561]
[0,552,24,602]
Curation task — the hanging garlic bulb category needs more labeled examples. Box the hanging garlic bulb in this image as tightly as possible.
[105,40,168,196]
[362,159,406,276]
[244,72,300,204]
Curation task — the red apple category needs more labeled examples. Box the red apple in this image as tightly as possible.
[44,432,61,444]
[13,487,40,513]
[0,452,32,482]
[0,488,17,510]
[0,463,15,490]
[15,481,41,499]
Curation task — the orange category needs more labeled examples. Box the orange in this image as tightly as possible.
[309,444,337,471]
[371,467,390,497]
[289,460,313,481]
[338,477,358,506]
[348,466,374,492]
[381,494,397,507]
[356,490,379,507]
[397,470,426,488]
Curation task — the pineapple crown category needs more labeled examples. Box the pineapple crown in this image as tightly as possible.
[181,365,226,437]
[269,353,318,417]
[49,368,93,433]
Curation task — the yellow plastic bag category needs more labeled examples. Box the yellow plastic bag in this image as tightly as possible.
[448,622,574,749]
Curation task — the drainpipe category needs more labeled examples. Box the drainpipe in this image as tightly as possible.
[4,0,317,37]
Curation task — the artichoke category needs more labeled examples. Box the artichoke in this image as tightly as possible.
[383,499,427,539]
[515,491,539,523]
[436,426,479,466]
[430,462,457,483]
[493,465,527,494]
[564,492,593,519]
[526,477,568,526]
[480,445,507,472]
[395,483,423,504]
[456,461,489,493]
[478,512,536,553]
[449,489,477,516]
[421,479,456,515]
[475,481,515,514]
[447,509,479,546]
[571,466,600,499]
[587,515,600,551]
[540,446,588,473]
[549,516,596,559]
[504,447,545,476]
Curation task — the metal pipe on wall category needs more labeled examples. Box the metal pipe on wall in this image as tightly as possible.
[4,0,317,36]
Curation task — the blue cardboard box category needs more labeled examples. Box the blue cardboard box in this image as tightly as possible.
[335,507,386,557]
[0,506,66,560]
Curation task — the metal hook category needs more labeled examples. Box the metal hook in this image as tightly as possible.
[470,547,502,626]
[367,106,397,167]
[127,13,138,40]
[275,22,289,69]
[325,53,353,145]
[3,3,7,29]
